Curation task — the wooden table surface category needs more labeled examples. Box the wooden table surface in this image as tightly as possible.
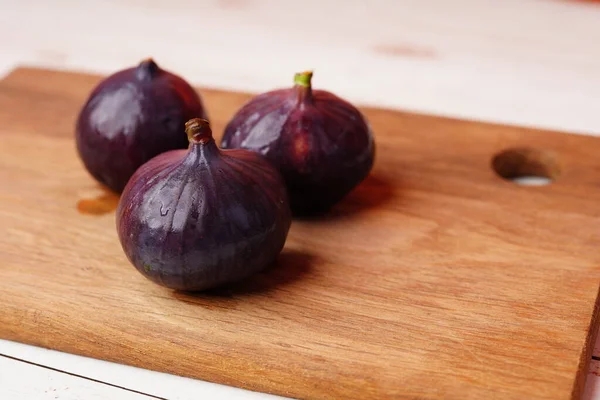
[0,0,599,399]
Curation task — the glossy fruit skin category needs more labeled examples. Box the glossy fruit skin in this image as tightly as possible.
[116,120,291,291]
[221,73,374,215]
[76,59,207,193]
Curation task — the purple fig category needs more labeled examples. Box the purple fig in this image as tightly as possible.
[117,118,291,291]
[221,71,375,215]
[76,58,207,192]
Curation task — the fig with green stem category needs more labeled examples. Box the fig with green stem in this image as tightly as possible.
[221,71,375,215]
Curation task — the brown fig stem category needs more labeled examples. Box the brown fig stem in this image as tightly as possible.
[185,118,213,144]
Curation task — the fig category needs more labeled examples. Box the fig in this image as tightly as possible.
[117,118,291,291]
[76,58,207,193]
[221,71,375,215]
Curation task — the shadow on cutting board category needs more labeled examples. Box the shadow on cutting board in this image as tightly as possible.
[173,249,315,300]
[311,173,396,221]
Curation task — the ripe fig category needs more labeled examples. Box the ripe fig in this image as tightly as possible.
[221,71,375,215]
[117,118,291,291]
[76,58,207,192]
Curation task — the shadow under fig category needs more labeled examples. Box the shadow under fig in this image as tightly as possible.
[297,173,396,221]
[173,249,315,300]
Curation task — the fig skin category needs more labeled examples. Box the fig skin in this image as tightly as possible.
[117,118,291,291]
[221,71,375,216]
[76,58,208,193]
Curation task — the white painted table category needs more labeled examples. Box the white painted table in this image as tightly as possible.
[1,0,600,398]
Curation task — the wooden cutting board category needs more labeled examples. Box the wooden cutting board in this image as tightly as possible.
[1,67,600,400]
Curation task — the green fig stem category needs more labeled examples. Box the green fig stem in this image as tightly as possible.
[185,118,213,144]
[293,71,313,88]
[294,71,314,104]
[136,58,160,80]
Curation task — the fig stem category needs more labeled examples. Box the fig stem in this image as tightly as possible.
[136,58,160,80]
[293,71,313,88]
[185,118,213,144]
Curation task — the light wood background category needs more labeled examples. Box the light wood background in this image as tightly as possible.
[1,0,600,399]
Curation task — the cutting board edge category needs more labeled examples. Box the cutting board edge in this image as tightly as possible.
[2,66,600,400]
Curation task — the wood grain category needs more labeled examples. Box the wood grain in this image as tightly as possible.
[1,67,600,400]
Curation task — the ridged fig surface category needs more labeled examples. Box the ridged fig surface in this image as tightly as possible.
[221,71,374,215]
[117,119,291,291]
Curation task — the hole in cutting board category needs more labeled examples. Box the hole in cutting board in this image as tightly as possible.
[492,148,560,186]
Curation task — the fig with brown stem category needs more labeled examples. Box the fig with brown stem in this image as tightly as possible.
[117,118,291,291]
